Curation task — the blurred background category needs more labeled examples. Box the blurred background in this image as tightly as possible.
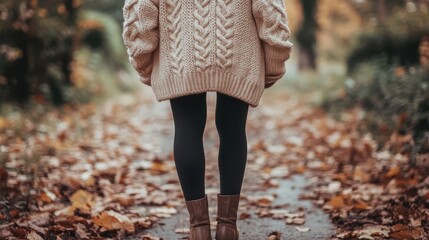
[1,0,429,238]
[1,0,428,150]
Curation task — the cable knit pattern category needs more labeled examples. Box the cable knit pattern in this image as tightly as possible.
[215,0,234,69]
[165,0,184,75]
[194,0,211,71]
[122,0,293,108]
[122,0,159,85]
[252,0,293,85]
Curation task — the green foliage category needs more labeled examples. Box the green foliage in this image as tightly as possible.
[82,0,124,24]
[80,10,129,69]
[324,57,429,156]
[74,10,137,100]
[332,5,429,158]
[347,9,429,73]
[0,0,134,107]
[0,0,79,105]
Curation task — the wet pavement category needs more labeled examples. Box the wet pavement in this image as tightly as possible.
[136,175,334,239]
[125,92,335,239]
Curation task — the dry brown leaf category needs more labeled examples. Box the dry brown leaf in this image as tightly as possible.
[267,231,281,240]
[92,210,135,233]
[75,223,89,239]
[294,165,306,174]
[410,227,423,239]
[391,224,408,232]
[239,212,251,219]
[270,166,290,178]
[27,231,44,240]
[131,217,153,229]
[142,234,162,240]
[69,190,94,214]
[27,212,50,227]
[0,117,9,129]
[37,190,57,203]
[410,218,422,227]
[246,195,274,207]
[286,217,306,225]
[326,195,345,209]
[391,229,412,239]
[112,194,135,207]
[353,226,390,238]
[352,199,369,210]
[150,159,169,173]
[385,167,400,178]
[148,207,177,218]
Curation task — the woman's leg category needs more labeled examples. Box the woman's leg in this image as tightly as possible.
[215,92,249,195]
[169,92,207,201]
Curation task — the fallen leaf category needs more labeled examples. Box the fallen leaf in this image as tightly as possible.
[75,223,89,239]
[38,190,57,203]
[295,226,310,232]
[326,195,345,209]
[267,231,281,240]
[92,210,135,233]
[148,207,177,218]
[385,167,400,178]
[246,195,274,207]
[27,231,43,240]
[174,227,189,234]
[352,199,369,210]
[131,217,153,229]
[286,217,306,225]
[142,234,162,240]
[69,190,94,214]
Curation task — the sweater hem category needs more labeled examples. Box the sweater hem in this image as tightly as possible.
[151,69,264,108]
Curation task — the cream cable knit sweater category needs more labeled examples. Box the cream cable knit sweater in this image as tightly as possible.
[122,0,293,107]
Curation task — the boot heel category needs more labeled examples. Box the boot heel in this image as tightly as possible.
[215,194,240,240]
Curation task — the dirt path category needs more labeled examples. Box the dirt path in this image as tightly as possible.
[2,87,428,239]
[126,92,335,239]
[139,175,334,239]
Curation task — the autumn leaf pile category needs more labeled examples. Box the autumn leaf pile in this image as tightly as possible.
[0,93,428,239]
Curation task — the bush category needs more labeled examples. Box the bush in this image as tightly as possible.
[0,1,134,107]
[347,9,429,73]
[324,57,429,160]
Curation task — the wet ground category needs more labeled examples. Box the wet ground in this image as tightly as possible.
[137,175,334,239]
[126,92,335,239]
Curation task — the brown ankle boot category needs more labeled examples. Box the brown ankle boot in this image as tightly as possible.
[215,194,240,240]
[185,194,212,240]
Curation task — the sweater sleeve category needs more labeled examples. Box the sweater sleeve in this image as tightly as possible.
[252,0,293,88]
[122,0,159,86]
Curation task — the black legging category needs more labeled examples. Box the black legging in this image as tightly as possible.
[169,92,249,201]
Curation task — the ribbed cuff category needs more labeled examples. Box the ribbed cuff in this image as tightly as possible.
[263,42,291,83]
[132,55,154,86]
[138,74,152,86]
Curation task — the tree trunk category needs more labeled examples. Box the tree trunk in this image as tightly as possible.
[297,0,318,70]
[376,0,387,22]
[7,31,30,103]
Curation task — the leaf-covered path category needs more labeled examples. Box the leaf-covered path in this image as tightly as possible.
[1,90,428,239]
[109,92,336,239]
